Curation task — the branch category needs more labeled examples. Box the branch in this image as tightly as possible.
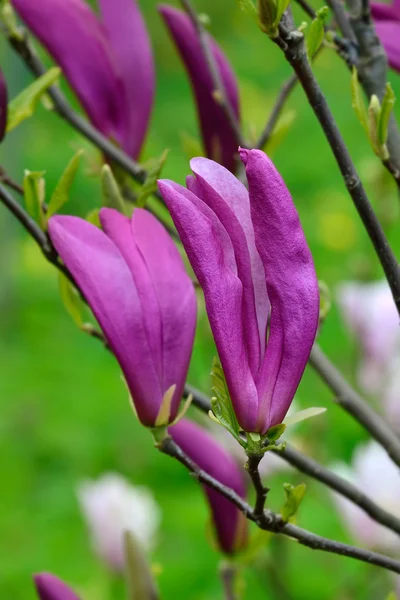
[180,0,246,149]
[219,563,238,600]
[310,344,400,468]
[246,454,269,518]
[273,16,400,314]
[158,436,400,575]
[0,166,24,194]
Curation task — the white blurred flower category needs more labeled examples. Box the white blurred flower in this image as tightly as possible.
[331,441,400,554]
[77,472,161,572]
[337,280,400,394]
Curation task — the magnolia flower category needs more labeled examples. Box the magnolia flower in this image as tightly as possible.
[159,150,319,434]
[77,473,161,571]
[159,5,240,172]
[34,574,80,600]
[169,419,248,554]
[48,208,197,427]
[12,0,154,158]
[331,441,400,553]
[337,280,400,394]
[383,357,400,432]
[0,68,7,142]
[371,0,400,71]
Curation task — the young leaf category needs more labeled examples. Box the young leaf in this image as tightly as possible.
[368,94,381,156]
[6,67,61,132]
[46,150,83,221]
[284,407,326,427]
[257,0,277,35]
[274,0,291,31]
[266,423,286,442]
[101,164,126,213]
[210,357,241,441]
[136,150,169,208]
[351,68,368,134]
[124,531,159,600]
[155,384,176,427]
[237,0,258,21]
[58,272,84,328]
[281,483,306,522]
[86,208,101,227]
[306,7,328,59]
[23,170,46,228]
[378,82,395,147]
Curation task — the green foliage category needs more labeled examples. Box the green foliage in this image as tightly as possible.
[46,150,83,222]
[23,170,46,229]
[58,272,85,329]
[6,67,61,133]
[101,164,126,213]
[257,0,291,37]
[281,483,307,523]
[306,7,328,60]
[378,82,396,147]
[266,423,286,442]
[137,150,169,208]
[210,357,241,442]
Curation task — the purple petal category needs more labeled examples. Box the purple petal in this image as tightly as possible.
[188,157,269,373]
[158,179,259,430]
[371,1,400,21]
[240,149,319,431]
[98,0,154,158]
[0,67,7,142]
[100,208,197,420]
[373,20,400,71]
[169,419,248,554]
[12,0,127,150]
[158,5,240,172]
[48,215,163,426]
[34,574,81,600]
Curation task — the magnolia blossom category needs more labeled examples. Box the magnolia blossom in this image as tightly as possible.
[12,0,154,158]
[331,441,400,553]
[77,473,161,571]
[34,574,81,600]
[371,0,400,72]
[169,419,248,554]
[0,68,7,142]
[49,208,196,427]
[159,5,240,172]
[159,150,319,434]
[337,280,400,394]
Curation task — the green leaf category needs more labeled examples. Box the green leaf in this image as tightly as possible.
[280,483,306,523]
[274,0,291,30]
[58,272,84,328]
[306,7,328,59]
[6,67,61,132]
[318,280,331,324]
[23,170,46,228]
[378,82,395,147]
[237,0,258,21]
[124,531,159,600]
[155,384,176,427]
[46,150,83,222]
[266,423,286,442]
[101,164,126,213]
[284,407,326,427]
[368,94,381,155]
[136,150,169,208]
[210,357,241,441]
[86,208,101,227]
[257,0,277,34]
[351,68,368,135]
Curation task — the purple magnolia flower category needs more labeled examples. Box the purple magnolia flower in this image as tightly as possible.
[34,574,81,600]
[0,67,7,142]
[48,208,197,427]
[169,419,248,554]
[158,149,319,434]
[12,0,154,158]
[371,0,400,71]
[158,5,240,172]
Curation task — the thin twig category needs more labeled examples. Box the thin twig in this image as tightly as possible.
[180,0,246,149]
[158,435,400,575]
[256,74,298,149]
[310,344,400,468]
[219,563,238,600]
[0,166,24,194]
[246,454,269,518]
[273,16,400,314]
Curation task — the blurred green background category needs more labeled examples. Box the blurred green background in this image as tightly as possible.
[1,0,400,598]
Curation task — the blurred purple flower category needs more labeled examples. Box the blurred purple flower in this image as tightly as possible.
[48,208,196,427]
[0,68,7,142]
[371,0,400,71]
[78,472,161,571]
[331,441,400,553]
[12,0,154,158]
[158,5,240,172]
[34,574,81,600]
[159,149,319,434]
[337,280,400,394]
[169,419,248,554]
